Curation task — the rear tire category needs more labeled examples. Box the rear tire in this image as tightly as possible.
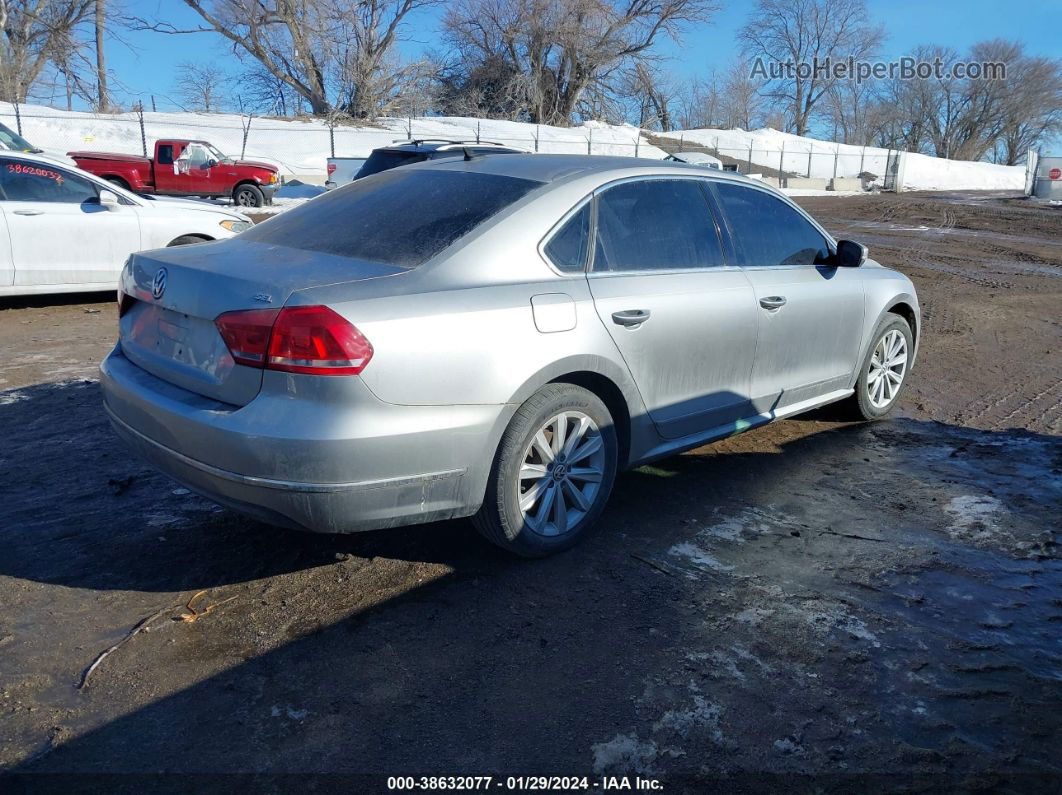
[233,183,265,208]
[474,384,618,557]
[104,176,129,190]
[167,235,208,247]
[844,314,914,420]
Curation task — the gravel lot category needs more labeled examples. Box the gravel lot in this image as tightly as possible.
[1,191,1059,791]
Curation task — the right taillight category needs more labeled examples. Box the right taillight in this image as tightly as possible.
[214,305,373,376]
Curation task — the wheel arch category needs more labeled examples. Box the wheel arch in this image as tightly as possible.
[547,370,632,470]
[166,233,214,247]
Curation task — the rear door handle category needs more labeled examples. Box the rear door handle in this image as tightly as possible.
[759,296,787,310]
[13,209,43,216]
[612,309,651,327]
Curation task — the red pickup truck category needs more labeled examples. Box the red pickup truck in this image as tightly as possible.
[68,139,279,207]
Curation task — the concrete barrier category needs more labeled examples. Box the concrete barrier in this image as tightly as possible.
[750,176,781,188]
[829,177,863,192]
[282,174,328,186]
[786,177,828,190]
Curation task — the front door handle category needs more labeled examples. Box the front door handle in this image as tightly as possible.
[13,209,43,216]
[612,309,651,327]
[759,296,787,310]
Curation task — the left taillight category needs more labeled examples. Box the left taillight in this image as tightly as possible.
[214,305,373,376]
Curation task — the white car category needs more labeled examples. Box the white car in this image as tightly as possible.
[664,151,724,169]
[0,151,252,297]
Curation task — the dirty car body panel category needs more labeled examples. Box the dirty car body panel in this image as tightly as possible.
[100,155,919,536]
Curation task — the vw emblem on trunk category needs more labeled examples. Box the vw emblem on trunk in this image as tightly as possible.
[151,268,168,300]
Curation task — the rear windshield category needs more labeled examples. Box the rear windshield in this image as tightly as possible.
[241,169,542,268]
[354,150,425,179]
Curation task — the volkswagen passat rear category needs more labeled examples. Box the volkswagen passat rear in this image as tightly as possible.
[101,155,919,556]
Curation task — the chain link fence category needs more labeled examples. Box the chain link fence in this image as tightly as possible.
[1,104,655,180]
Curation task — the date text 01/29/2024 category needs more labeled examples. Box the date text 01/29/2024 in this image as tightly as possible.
[386,776,664,791]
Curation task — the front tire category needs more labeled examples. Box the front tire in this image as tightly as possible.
[233,183,265,208]
[474,384,618,557]
[847,314,914,420]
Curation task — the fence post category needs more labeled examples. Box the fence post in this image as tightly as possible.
[832,148,839,181]
[807,147,813,178]
[858,145,865,176]
[241,114,252,159]
[151,95,157,113]
[407,117,412,137]
[535,125,539,153]
[679,134,684,150]
[587,129,592,155]
[778,141,785,176]
[634,134,640,157]
[135,103,147,156]
[13,101,21,135]
[747,142,752,172]
[329,120,335,158]
[476,121,481,144]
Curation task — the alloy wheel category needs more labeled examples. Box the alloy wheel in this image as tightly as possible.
[517,411,606,537]
[867,329,908,408]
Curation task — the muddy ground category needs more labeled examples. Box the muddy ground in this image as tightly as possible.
[1,191,1059,792]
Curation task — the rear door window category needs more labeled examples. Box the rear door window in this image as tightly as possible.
[714,182,831,266]
[0,158,99,203]
[241,169,542,268]
[592,179,725,272]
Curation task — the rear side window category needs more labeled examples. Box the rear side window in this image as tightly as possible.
[593,179,725,272]
[157,145,174,165]
[544,202,591,272]
[0,159,99,203]
[715,182,831,266]
[241,169,541,268]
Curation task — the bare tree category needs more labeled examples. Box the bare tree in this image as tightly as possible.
[739,0,884,136]
[0,0,95,103]
[720,58,763,130]
[94,0,108,109]
[127,0,438,117]
[673,76,720,130]
[442,0,717,126]
[993,53,1062,165]
[174,61,228,112]
[618,62,677,131]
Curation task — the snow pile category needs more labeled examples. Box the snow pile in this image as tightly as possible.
[654,126,1024,191]
[0,101,1021,190]
[0,102,663,177]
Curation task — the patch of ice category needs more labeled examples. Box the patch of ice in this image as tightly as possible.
[668,542,733,572]
[944,495,1004,540]
[591,734,658,775]
[652,696,724,742]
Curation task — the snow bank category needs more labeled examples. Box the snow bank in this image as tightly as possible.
[1,101,1021,190]
[654,126,1024,191]
[0,102,663,177]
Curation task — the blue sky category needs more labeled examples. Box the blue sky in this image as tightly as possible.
[102,0,1061,115]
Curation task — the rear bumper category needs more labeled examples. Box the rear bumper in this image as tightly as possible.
[100,345,509,533]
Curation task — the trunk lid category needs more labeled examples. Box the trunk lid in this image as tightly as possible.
[118,238,405,405]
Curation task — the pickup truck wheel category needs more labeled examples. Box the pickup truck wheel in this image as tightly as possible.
[233,184,264,208]
[104,176,129,190]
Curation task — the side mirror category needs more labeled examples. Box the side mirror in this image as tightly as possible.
[98,189,121,210]
[836,239,867,267]
[206,159,219,169]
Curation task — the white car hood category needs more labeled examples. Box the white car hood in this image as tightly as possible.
[139,195,250,222]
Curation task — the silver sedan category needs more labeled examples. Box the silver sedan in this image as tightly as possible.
[100,154,919,556]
